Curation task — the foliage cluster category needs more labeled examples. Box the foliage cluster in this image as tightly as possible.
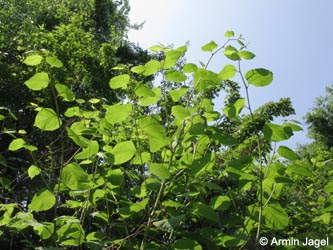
[1,26,332,250]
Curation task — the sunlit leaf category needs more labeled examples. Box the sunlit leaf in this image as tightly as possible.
[109,74,130,89]
[46,56,63,68]
[105,103,132,124]
[170,87,189,102]
[33,222,54,239]
[28,165,41,179]
[23,54,43,66]
[262,204,289,230]
[238,50,256,60]
[165,70,187,82]
[55,83,75,101]
[149,163,170,180]
[34,108,62,131]
[277,146,298,161]
[245,68,273,87]
[75,140,99,160]
[201,41,218,52]
[219,64,237,80]
[224,30,235,38]
[28,189,56,211]
[143,60,160,76]
[263,123,293,142]
[111,141,136,165]
[24,72,49,91]
[224,45,240,60]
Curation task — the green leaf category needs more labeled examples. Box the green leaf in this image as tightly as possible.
[149,45,168,52]
[28,189,56,211]
[173,238,202,250]
[111,141,136,165]
[34,108,62,131]
[66,127,89,147]
[224,45,240,60]
[33,222,54,239]
[139,87,161,106]
[170,87,189,102]
[75,140,99,160]
[57,223,84,246]
[286,162,312,177]
[263,123,293,142]
[210,196,231,211]
[46,56,63,68]
[62,163,89,190]
[143,60,161,76]
[192,202,219,222]
[223,98,244,119]
[149,163,171,180]
[219,64,237,80]
[164,49,183,69]
[165,70,187,82]
[148,135,171,153]
[130,65,146,74]
[105,103,132,124]
[238,50,256,60]
[201,41,218,52]
[153,215,185,231]
[224,30,235,38]
[23,54,43,66]
[324,182,333,193]
[28,165,41,179]
[245,68,273,87]
[172,105,191,121]
[24,72,50,91]
[109,74,130,89]
[183,63,197,73]
[277,146,298,161]
[119,198,149,218]
[8,138,25,151]
[262,204,289,230]
[55,84,75,101]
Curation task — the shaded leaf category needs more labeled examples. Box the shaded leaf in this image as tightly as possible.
[245,68,273,87]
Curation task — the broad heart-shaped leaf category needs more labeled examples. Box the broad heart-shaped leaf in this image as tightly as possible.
[105,103,132,124]
[109,74,130,89]
[263,123,293,142]
[224,30,235,38]
[149,163,171,180]
[23,54,43,66]
[262,203,289,230]
[34,108,62,131]
[28,188,56,211]
[183,63,198,73]
[139,87,161,106]
[201,40,218,52]
[172,105,191,121]
[46,56,63,68]
[74,140,99,160]
[165,69,187,82]
[170,87,189,102]
[143,60,161,76]
[119,198,149,218]
[219,64,236,80]
[57,222,84,246]
[224,45,240,61]
[111,141,136,165]
[238,50,256,60]
[33,222,54,240]
[24,72,50,91]
[277,146,298,161]
[28,165,41,179]
[62,163,89,190]
[55,84,75,101]
[245,68,273,87]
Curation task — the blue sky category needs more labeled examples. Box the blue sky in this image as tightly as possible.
[127,0,333,148]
